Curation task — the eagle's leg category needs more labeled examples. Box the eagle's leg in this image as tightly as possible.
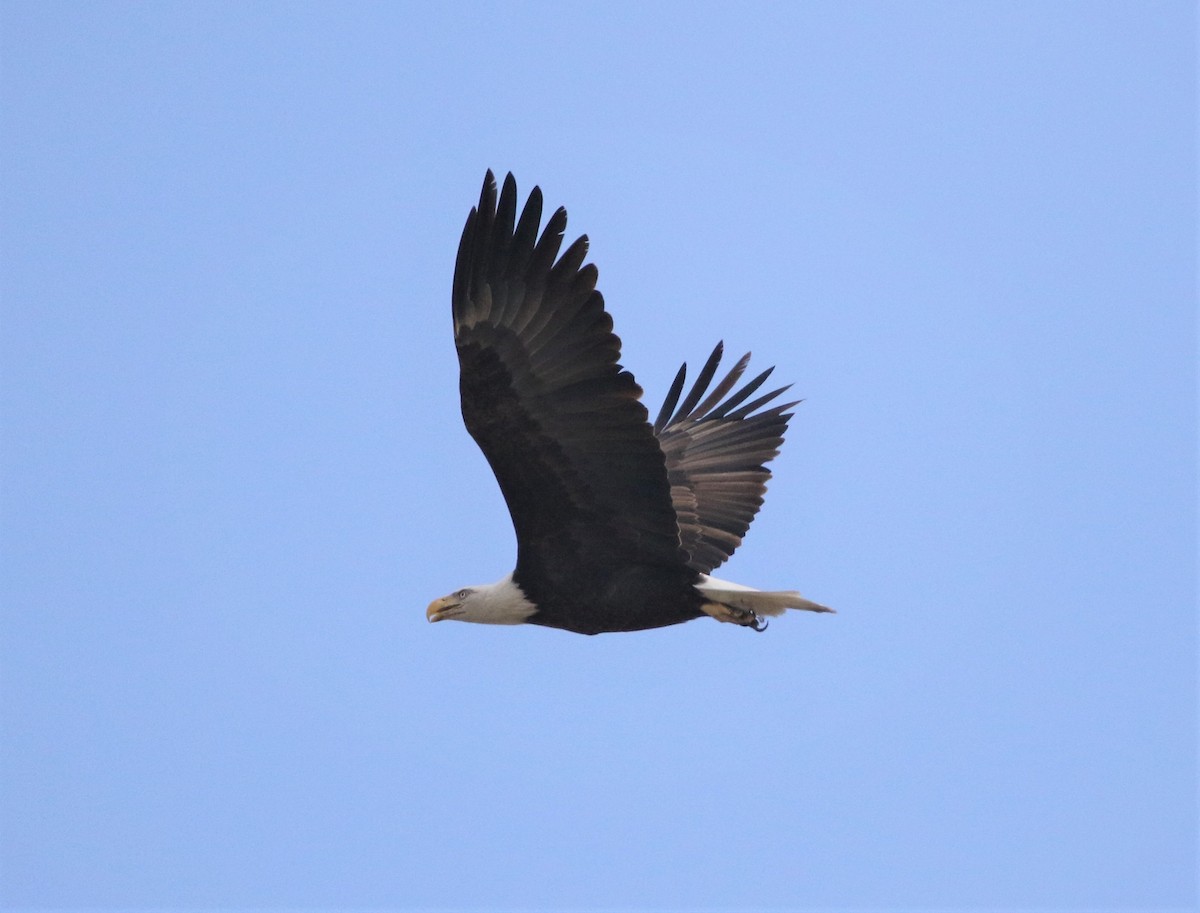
[700,601,768,632]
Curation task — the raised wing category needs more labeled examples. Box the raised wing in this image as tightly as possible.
[453,171,683,584]
[652,342,798,574]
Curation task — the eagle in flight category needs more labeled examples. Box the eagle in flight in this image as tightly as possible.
[427,172,832,634]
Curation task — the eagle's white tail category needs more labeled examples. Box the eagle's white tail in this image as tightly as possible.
[696,574,834,617]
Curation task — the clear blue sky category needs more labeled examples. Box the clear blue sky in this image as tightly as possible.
[1,1,1195,909]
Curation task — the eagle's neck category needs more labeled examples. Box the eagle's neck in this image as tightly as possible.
[473,574,538,625]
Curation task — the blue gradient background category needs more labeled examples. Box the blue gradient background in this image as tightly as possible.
[1,2,1195,909]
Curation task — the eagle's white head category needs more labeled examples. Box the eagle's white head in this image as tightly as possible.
[426,574,537,626]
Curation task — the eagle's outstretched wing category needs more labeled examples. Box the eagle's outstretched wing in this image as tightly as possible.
[453,172,684,588]
[653,343,798,574]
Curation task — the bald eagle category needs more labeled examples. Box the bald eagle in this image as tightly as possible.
[427,172,832,635]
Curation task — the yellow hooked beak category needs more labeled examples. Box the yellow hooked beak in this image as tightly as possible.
[426,595,461,623]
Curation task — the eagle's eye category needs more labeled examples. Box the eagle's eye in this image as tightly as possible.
[456,589,470,600]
